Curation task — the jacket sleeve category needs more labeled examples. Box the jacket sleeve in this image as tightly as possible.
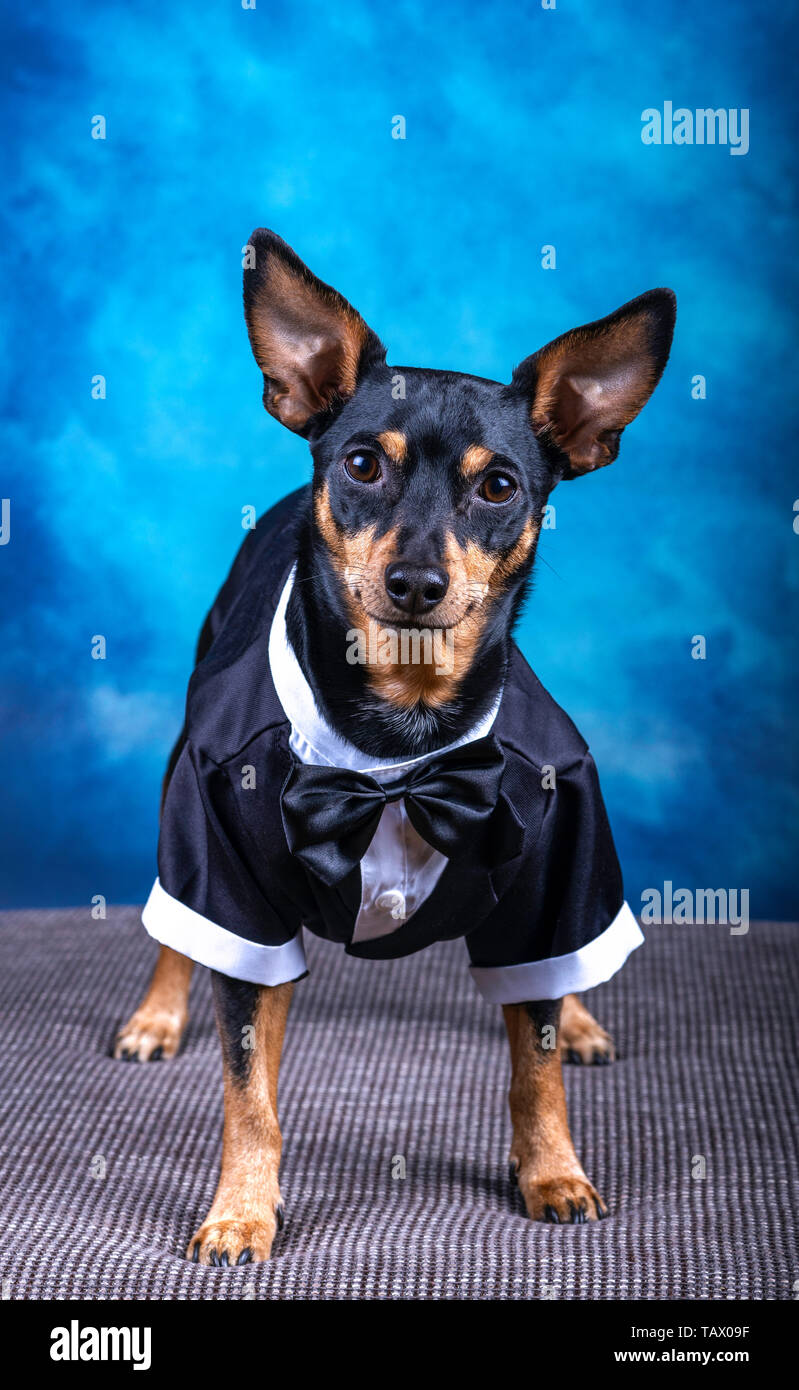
[466,751,642,1003]
[142,740,307,987]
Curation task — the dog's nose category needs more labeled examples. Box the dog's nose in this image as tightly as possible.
[384,562,449,616]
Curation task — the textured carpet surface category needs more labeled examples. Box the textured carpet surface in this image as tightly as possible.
[0,908,796,1301]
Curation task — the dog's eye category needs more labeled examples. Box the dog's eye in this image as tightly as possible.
[479,472,517,504]
[344,452,382,484]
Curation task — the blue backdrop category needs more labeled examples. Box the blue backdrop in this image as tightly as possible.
[2,0,797,917]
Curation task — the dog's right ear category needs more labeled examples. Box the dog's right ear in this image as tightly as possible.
[243,230,385,436]
[510,289,676,479]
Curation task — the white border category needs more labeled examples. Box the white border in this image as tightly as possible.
[142,878,307,986]
[468,900,644,1003]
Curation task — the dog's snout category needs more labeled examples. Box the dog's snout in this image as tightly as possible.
[384,562,449,616]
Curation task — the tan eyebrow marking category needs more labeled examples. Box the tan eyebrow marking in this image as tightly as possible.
[376,430,407,464]
[461,444,494,477]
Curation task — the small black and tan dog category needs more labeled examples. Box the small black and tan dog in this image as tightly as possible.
[115,231,675,1264]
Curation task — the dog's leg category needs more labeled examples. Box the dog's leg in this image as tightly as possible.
[504,999,607,1223]
[115,731,197,1062]
[559,992,615,1065]
[188,974,294,1265]
[114,944,193,1061]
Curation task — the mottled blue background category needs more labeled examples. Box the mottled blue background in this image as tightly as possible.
[2,0,797,915]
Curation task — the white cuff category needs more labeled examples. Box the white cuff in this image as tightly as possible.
[142,878,307,987]
[468,901,643,1004]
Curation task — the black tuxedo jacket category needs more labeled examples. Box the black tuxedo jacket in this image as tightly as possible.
[142,488,641,1003]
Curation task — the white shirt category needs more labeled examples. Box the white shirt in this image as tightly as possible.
[268,567,501,943]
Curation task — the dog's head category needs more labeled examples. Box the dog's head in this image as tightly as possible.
[244,230,675,709]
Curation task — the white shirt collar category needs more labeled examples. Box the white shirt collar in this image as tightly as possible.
[268,565,501,781]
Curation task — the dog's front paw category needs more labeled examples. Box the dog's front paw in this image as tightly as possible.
[187,1206,284,1266]
[113,1006,186,1062]
[511,1162,607,1223]
[559,993,615,1065]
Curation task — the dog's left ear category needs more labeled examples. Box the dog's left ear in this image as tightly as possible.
[243,229,386,436]
[511,289,676,479]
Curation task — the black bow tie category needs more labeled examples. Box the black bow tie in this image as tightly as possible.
[281,734,517,887]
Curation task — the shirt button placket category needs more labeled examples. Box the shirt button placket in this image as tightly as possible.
[375,889,407,922]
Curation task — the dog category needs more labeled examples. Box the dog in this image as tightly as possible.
[114,230,675,1264]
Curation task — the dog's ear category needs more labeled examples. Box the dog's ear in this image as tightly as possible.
[243,229,385,435]
[511,289,676,479]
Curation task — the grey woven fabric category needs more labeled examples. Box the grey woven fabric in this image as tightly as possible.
[0,907,796,1300]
